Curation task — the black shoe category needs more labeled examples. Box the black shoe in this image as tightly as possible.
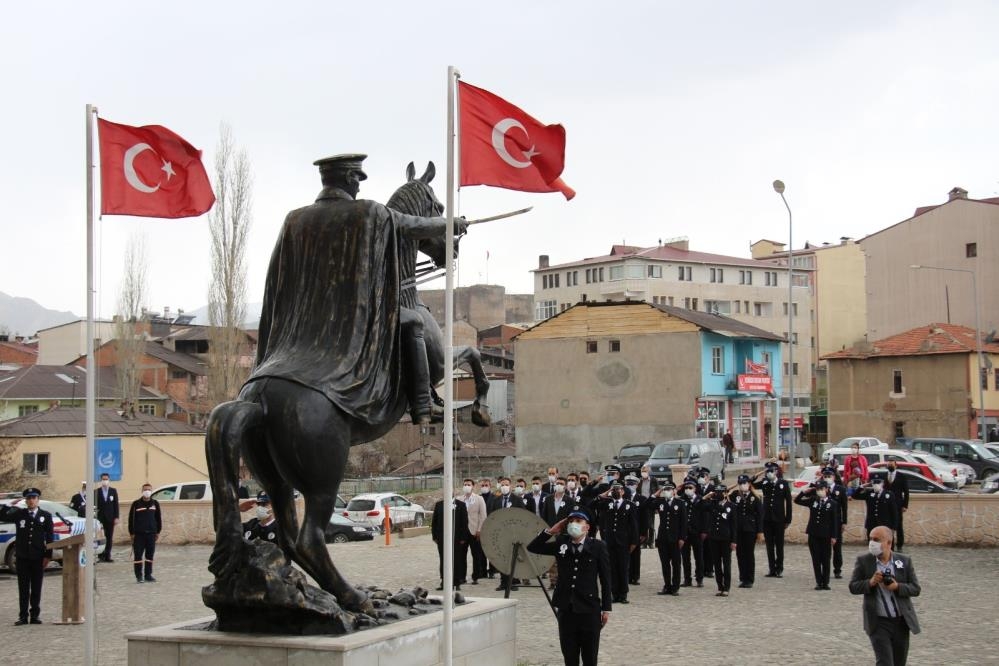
[834,573,842,579]
[136,578,144,584]
[30,618,41,625]
[814,585,823,591]
[681,581,692,587]
[765,572,777,578]
[668,590,680,596]
[821,585,831,590]
[775,572,783,578]
[657,588,670,595]
[738,582,752,588]
[106,558,115,563]
[455,585,461,591]
[145,576,157,583]
[436,583,444,591]
[715,591,728,597]
[630,580,640,585]
[14,619,28,626]
[618,598,629,604]
[696,581,704,588]
[470,578,479,585]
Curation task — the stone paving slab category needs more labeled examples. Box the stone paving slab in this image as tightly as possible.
[0,537,994,665]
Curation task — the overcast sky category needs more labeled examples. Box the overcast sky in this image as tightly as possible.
[3,1,997,319]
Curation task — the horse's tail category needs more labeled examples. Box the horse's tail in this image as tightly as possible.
[205,399,263,577]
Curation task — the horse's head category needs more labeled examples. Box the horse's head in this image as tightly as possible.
[387,162,451,268]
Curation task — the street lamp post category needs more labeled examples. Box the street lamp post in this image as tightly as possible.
[911,264,986,440]
[773,179,795,477]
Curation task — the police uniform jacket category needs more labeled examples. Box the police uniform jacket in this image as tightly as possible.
[242,517,279,544]
[885,473,910,510]
[594,497,639,548]
[794,492,841,539]
[753,477,793,524]
[728,490,764,533]
[705,500,740,542]
[128,498,162,534]
[0,506,54,560]
[650,496,688,545]
[853,487,899,531]
[682,495,708,538]
[830,482,849,525]
[70,492,87,517]
[527,531,613,614]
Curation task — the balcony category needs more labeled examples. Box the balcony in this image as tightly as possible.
[599,279,648,299]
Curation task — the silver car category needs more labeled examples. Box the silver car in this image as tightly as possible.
[646,438,726,481]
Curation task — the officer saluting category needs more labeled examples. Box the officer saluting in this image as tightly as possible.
[594,481,638,604]
[242,492,279,544]
[794,479,841,590]
[703,482,739,597]
[729,474,764,588]
[649,481,687,596]
[753,461,792,578]
[0,488,54,625]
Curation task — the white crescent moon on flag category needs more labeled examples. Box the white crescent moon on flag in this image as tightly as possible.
[123,143,161,193]
[491,118,534,169]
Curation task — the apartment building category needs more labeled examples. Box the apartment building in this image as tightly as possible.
[532,240,813,447]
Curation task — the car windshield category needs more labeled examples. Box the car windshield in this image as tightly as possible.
[618,445,653,458]
[971,443,998,459]
[651,442,691,459]
[346,499,375,511]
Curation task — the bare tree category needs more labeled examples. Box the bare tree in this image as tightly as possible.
[115,234,148,416]
[0,438,51,495]
[207,123,253,405]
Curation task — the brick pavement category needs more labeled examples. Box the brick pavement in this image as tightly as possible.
[0,537,995,665]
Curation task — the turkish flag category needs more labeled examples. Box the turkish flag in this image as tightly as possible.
[98,118,215,218]
[458,81,574,200]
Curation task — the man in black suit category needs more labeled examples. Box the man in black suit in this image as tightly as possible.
[528,509,612,666]
[524,476,547,519]
[69,482,87,517]
[95,472,120,562]
[432,493,471,590]
[849,525,921,665]
[0,488,54,625]
[883,463,910,550]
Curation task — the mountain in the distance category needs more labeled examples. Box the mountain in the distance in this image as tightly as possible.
[0,292,78,337]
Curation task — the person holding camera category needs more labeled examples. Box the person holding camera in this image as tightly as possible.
[848,525,921,665]
[794,479,841,590]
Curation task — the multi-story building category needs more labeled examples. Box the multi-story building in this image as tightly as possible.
[532,240,813,447]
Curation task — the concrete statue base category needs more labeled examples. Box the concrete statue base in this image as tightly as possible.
[126,597,517,666]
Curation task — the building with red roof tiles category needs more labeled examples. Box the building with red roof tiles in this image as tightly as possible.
[822,323,999,442]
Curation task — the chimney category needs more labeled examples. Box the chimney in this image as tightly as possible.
[538,255,550,269]
[164,306,171,320]
[948,187,968,201]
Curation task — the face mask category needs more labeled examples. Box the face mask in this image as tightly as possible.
[548,475,557,483]
[765,472,776,481]
[698,477,707,486]
[481,486,491,493]
[872,482,883,491]
[823,476,834,484]
[531,483,541,492]
[499,485,510,495]
[462,485,473,495]
[816,490,827,499]
[739,483,749,492]
[566,481,576,490]
[641,472,649,479]
[852,449,860,455]
[684,488,695,498]
[566,522,585,538]
[256,506,270,519]
[555,484,565,493]
[626,483,637,490]
[101,480,110,488]
[663,490,674,500]
[868,540,883,557]
[607,474,617,482]
[142,490,152,499]
[513,486,524,496]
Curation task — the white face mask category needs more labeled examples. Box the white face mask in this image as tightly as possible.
[566,522,585,539]
[663,490,674,500]
[566,481,576,490]
[142,490,152,499]
[816,490,827,499]
[256,506,270,519]
[554,484,565,494]
[684,488,695,498]
[513,486,524,496]
[481,486,491,494]
[765,472,776,481]
[739,483,749,492]
[499,485,510,495]
[868,540,883,557]
[823,476,835,485]
[548,475,557,483]
[531,483,541,492]
[462,485,473,495]
[697,477,707,486]
[101,480,110,488]
[641,471,649,479]
[872,482,884,492]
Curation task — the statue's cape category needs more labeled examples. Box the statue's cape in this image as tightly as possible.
[247,195,403,424]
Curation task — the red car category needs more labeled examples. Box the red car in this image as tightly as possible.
[869,461,939,484]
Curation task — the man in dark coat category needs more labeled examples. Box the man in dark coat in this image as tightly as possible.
[0,488,54,625]
[128,483,163,583]
[69,482,87,517]
[528,510,612,666]
[883,462,910,550]
[593,482,638,603]
[795,480,841,590]
[649,481,687,596]
[729,474,764,588]
[753,461,793,577]
[849,526,921,665]
[853,474,899,537]
[432,494,471,590]
[94,472,119,562]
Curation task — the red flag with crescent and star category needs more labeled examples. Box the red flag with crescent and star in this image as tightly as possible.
[98,118,215,218]
[458,81,574,200]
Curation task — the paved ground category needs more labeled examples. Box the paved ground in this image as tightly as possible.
[0,537,995,665]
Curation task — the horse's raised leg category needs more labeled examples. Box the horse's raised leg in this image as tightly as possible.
[453,344,491,426]
[205,399,263,578]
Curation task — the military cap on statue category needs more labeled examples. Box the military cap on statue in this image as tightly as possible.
[313,154,368,180]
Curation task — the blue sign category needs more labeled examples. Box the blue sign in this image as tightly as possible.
[95,438,122,481]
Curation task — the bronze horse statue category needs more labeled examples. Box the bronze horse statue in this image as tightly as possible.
[204,157,486,630]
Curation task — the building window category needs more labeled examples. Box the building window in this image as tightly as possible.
[765,271,778,286]
[580,293,588,302]
[648,265,662,278]
[138,404,155,415]
[678,266,692,281]
[711,346,724,374]
[966,242,977,258]
[554,273,560,288]
[894,421,905,439]
[783,302,788,316]
[792,303,798,316]
[560,303,567,312]
[792,363,798,376]
[535,299,558,320]
[609,340,621,353]
[753,302,772,317]
[23,452,49,476]
[18,405,39,417]
[542,274,548,289]
[668,296,674,306]
[609,266,623,281]
[739,270,753,285]
[893,369,903,394]
[598,268,605,282]
[691,298,698,311]
[586,341,598,354]
[734,301,741,314]
[710,267,723,283]
[810,336,815,348]
[705,300,730,314]
[684,297,691,309]
[761,351,771,372]
[982,368,989,390]
[791,332,798,345]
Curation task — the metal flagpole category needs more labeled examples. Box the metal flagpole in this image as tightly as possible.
[84,103,98,665]
[442,64,460,666]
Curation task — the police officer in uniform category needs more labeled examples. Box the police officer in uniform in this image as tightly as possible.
[650,481,687,596]
[821,466,849,578]
[624,474,649,585]
[527,509,612,666]
[70,482,87,517]
[703,483,739,596]
[594,482,638,603]
[884,461,910,551]
[853,472,899,538]
[753,461,792,578]
[729,474,764,588]
[1,488,54,625]
[680,479,707,587]
[242,492,279,544]
[794,479,841,590]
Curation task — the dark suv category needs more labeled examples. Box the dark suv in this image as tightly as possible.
[907,438,999,480]
[613,442,655,477]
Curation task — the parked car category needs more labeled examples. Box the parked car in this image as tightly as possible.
[343,493,430,532]
[792,465,822,490]
[151,481,212,501]
[832,436,889,450]
[826,447,917,472]
[869,461,941,485]
[645,438,726,481]
[867,468,959,494]
[325,513,377,543]
[985,444,999,460]
[981,473,999,494]
[904,450,972,488]
[906,438,999,480]
[1,498,105,573]
[613,442,655,477]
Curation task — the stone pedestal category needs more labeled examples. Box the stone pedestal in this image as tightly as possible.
[669,464,692,486]
[126,597,517,666]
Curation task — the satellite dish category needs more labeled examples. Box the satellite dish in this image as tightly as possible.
[479,509,554,578]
